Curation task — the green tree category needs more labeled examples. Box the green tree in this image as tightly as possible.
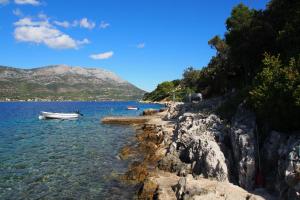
[226,3,254,32]
[208,35,228,55]
[267,0,300,60]
[143,80,181,101]
[249,54,300,130]
[182,67,200,91]
[225,4,276,85]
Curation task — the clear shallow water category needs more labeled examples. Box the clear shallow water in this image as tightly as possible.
[0,101,162,200]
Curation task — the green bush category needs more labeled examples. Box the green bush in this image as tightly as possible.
[143,80,181,101]
[249,54,300,130]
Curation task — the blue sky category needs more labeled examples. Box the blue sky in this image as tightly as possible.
[0,0,268,91]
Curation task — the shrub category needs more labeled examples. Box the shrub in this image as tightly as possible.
[249,53,300,130]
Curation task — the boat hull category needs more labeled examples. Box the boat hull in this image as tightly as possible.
[40,112,79,120]
[127,108,138,110]
[127,106,139,110]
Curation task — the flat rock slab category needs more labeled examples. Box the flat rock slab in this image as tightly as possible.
[101,116,152,125]
[154,171,180,200]
[152,171,273,200]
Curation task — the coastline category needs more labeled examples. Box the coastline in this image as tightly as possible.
[0,99,145,102]
[114,101,278,199]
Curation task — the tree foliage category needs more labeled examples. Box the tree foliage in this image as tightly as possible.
[182,67,200,92]
[249,54,300,130]
[144,0,300,131]
[143,80,181,102]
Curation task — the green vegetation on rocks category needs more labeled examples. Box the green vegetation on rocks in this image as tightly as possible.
[143,80,183,102]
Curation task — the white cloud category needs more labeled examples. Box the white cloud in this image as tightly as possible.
[137,43,145,49]
[53,20,70,28]
[38,13,48,20]
[43,35,88,49]
[0,0,9,5]
[14,17,48,26]
[14,17,89,49]
[15,0,40,5]
[99,21,110,29]
[13,8,23,16]
[79,18,95,29]
[77,38,90,45]
[90,51,114,60]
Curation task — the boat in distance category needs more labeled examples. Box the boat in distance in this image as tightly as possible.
[127,106,139,110]
[39,111,82,120]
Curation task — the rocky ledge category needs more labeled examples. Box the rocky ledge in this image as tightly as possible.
[118,100,300,200]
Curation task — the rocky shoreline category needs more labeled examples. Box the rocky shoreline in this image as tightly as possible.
[118,99,300,200]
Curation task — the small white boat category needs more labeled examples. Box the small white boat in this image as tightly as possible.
[39,111,81,120]
[127,106,139,110]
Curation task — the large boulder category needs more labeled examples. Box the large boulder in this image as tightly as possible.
[164,102,183,120]
[263,131,286,165]
[188,137,228,181]
[263,132,300,199]
[161,112,229,181]
[230,104,256,190]
[262,131,287,191]
[274,133,300,200]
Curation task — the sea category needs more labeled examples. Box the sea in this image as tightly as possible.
[0,101,162,200]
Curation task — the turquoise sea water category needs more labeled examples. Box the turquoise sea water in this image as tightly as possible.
[0,101,162,200]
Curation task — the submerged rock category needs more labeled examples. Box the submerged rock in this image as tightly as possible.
[138,177,158,199]
[119,145,135,160]
[122,161,148,183]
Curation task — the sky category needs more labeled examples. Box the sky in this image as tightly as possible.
[0,0,269,91]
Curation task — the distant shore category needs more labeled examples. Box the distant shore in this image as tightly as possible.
[0,99,158,102]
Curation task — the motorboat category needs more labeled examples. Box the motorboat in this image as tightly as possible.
[39,111,82,120]
[127,106,139,110]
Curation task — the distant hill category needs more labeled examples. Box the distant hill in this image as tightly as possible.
[0,65,145,101]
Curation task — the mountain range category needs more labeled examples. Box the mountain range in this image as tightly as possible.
[0,65,145,101]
